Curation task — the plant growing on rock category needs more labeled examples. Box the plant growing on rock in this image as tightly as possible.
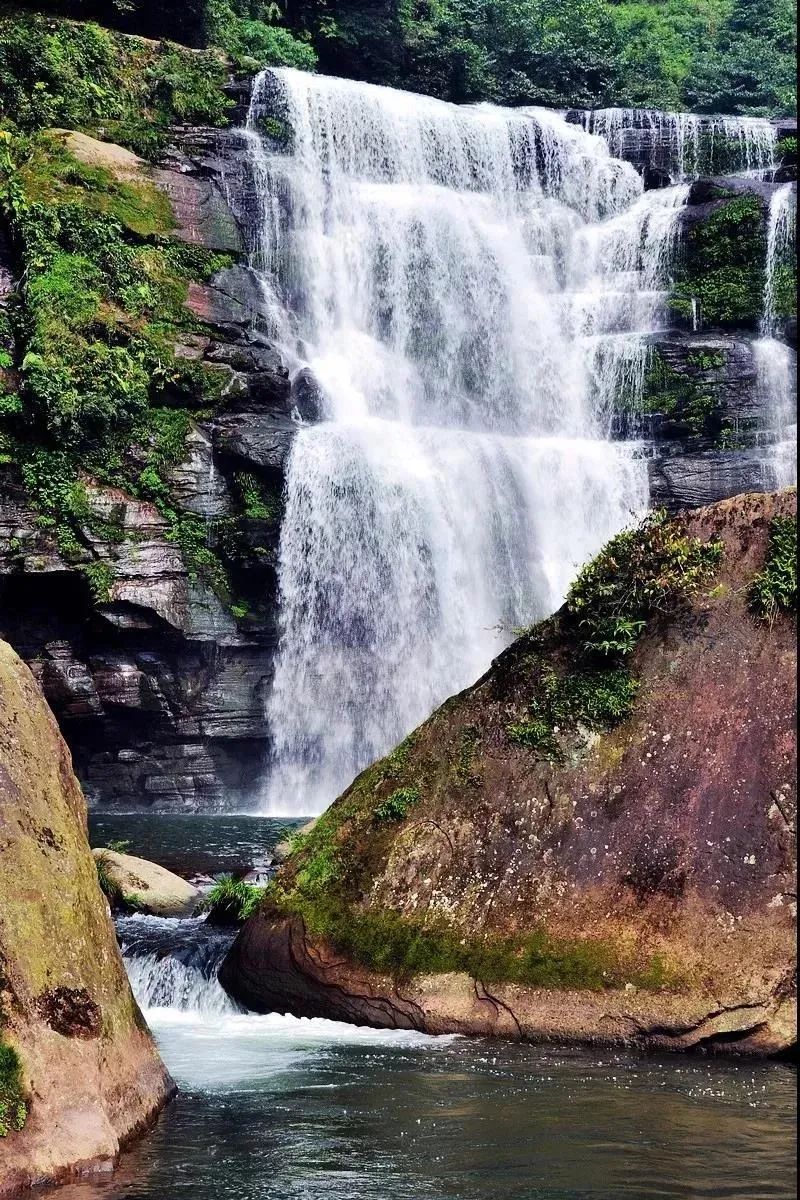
[201,875,265,924]
[0,1042,27,1138]
[749,514,797,620]
[374,785,420,822]
[565,508,723,658]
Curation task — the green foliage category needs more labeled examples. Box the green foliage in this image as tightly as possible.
[683,0,796,116]
[670,196,768,329]
[749,514,797,620]
[776,136,797,161]
[0,1042,27,1138]
[283,0,794,115]
[0,8,232,156]
[201,874,265,923]
[374,784,420,821]
[566,508,723,658]
[234,471,281,520]
[166,513,229,592]
[79,559,113,602]
[3,0,794,116]
[507,665,639,757]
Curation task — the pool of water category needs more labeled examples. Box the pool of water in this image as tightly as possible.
[73,816,797,1199]
[53,1009,797,1200]
[88,813,308,877]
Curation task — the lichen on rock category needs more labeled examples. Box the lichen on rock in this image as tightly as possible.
[0,639,175,1194]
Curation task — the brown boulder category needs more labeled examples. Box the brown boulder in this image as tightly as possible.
[221,490,797,1055]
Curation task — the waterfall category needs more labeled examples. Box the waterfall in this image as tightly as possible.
[762,184,796,338]
[578,110,776,182]
[241,70,691,817]
[753,183,797,488]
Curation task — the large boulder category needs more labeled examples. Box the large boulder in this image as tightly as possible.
[0,641,174,1193]
[221,491,797,1055]
[92,849,200,917]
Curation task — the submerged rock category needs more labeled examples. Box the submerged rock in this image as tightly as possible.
[0,641,174,1194]
[221,491,797,1056]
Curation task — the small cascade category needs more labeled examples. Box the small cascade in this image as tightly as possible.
[233,69,696,816]
[118,915,238,1015]
[754,182,797,488]
[576,109,776,183]
[761,184,796,338]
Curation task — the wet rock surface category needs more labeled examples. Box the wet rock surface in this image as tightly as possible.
[0,125,308,811]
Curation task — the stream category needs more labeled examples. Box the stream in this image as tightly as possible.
[76,814,798,1200]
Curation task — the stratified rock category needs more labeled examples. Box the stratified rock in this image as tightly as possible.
[221,491,797,1056]
[649,447,778,510]
[92,849,200,917]
[0,641,174,1193]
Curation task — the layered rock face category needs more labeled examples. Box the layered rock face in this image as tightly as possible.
[0,640,174,1194]
[221,491,797,1055]
[0,127,300,810]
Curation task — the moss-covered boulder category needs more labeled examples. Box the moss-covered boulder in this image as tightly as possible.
[221,491,797,1055]
[0,640,174,1195]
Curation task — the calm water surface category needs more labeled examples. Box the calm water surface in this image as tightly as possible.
[88,812,306,876]
[71,814,796,1200]
[55,1010,796,1200]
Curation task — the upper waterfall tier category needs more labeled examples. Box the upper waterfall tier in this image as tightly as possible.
[241,70,693,815]
[567,108,783,185]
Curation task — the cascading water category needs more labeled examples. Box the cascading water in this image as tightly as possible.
[119,915,238,1014]
[240,70,692,817]
[754,182,797,488]
[578,109,777,182]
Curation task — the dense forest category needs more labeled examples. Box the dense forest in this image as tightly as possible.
[5,0,798,116]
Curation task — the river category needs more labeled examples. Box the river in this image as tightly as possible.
[76,813,798,1200]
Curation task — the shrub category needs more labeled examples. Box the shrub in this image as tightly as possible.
[374,785,420,822]
[749,514,797,620]
[565,508,723,659]
[201,875,265,924]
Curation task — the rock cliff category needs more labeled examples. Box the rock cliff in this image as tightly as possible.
[220,490,797,1056]
[0,640,174,1194]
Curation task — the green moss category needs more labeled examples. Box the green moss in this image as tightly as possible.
[271,893,677,994]
[507,665,639,759]
[0,1041,27,1138]
[374,785,420,822]
[749,514,797,620]
[454,724,481,785]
